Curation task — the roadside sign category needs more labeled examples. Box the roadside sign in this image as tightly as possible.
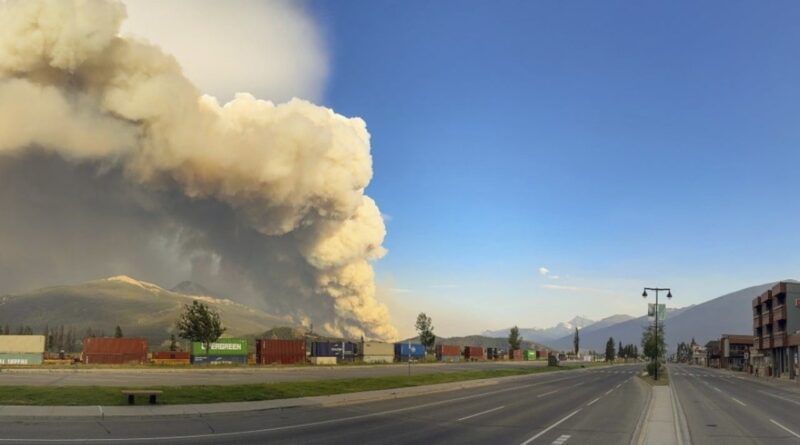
[647,303,666,321]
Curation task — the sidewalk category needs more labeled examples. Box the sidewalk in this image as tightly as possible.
[635,371,690,445]
[637,387,678,445]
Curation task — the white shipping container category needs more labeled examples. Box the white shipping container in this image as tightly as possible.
[0,335,45,353]
[362,342,394,356]
[362,355,393,364]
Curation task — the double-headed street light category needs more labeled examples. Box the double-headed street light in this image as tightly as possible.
[642,287,672,380]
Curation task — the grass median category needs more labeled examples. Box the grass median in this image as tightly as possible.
[0,363,599,406]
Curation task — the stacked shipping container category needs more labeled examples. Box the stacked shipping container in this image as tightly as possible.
[191,339,247,365]
[435,344,461,362]
[464,346,484,361]
[524,350,536,361]
[361,341,394,363]
[394,343,425,361]
[0,335,45,365]
[82,338,147,364]
[311,341,357,363]
[255,339,306,365]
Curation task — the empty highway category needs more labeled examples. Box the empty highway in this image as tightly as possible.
[0,364,646,444]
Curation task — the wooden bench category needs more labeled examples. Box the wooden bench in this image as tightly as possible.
[121,390,163,405]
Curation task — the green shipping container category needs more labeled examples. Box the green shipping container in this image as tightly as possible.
[524,350,536,361]
[0,353,43,365]
[191,339,247,356]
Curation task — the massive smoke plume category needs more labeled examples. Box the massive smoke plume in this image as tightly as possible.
[0,0,397,340]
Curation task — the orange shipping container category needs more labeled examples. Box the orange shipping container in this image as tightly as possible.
[435,344,461,357]
[255,339,306,365]
[464,346,484,360]
[82,338,147,364]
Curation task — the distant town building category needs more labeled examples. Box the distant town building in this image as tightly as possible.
[719,334,753,371]
[751,281,800,379]
[691,344,707,366]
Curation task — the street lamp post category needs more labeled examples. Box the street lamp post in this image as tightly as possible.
[642,287,672,381]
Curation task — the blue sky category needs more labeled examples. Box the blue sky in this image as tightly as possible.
[304,1,800,338]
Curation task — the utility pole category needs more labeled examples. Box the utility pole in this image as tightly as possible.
[642,287,672,381]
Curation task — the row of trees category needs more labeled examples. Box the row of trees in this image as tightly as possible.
[603,336,648,362]
[675,338,697,363]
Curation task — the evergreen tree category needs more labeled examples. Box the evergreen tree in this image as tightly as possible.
[114,325,123,338]
[415,313,436,353]
[573,327,580,355]
[618,340,624,359]
[508,325,522,351]
[605,337,616,362]
[169,334,178,352]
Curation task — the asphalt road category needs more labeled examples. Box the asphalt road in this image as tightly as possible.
[0,364,646,444]
[0,361,556,387]
[669,363,800,444]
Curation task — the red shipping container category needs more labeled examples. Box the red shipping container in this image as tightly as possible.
[152,351,190,360]
[82,337,147,364]
[256,339,306,365]
[435,344,461,357]
[510,350,523,361]
[464,346,484,360]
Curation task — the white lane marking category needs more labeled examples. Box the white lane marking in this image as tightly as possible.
[614,383,621,389]
[551,434,571,445]
[572,382,583,387]
[758,390,800,406]
[731,397,746,406]
[457,405,505,421]
[604,389,613,395]
[712,386,721,392]
[538,390,558,398]
[770,419,800,439]
[586,397,600,406]
[520,409,582,445]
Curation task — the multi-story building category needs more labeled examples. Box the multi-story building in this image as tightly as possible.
[752,281,800,379]
[719,334,752,371]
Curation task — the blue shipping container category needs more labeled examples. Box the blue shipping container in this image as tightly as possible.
[311,341,357,358]
[394,343,425,358]
[191,355,247,365]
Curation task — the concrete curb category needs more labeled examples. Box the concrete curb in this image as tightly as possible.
[0,366,603,419]
[629,376,653,445]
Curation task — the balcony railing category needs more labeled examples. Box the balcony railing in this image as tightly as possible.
[754,316,763,327]
[774,305,787,321]
[762,313,772,325]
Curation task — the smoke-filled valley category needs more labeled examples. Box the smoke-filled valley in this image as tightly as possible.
[0,0,396,340]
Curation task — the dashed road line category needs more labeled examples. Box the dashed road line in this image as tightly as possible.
[731,397,746,407]
[586,397,600,406]
[551,434,571,445]
[538,390,558,398]
[457,405,505,422]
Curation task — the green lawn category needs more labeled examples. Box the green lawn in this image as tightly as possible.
[0,364,598,406]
